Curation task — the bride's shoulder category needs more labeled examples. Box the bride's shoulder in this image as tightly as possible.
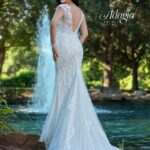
[56,3,69,10]
[77,6,84,14]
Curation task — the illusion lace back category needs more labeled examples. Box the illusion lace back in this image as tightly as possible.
[39,3,121,150]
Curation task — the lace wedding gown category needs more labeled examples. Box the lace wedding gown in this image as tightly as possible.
[39,3,121,150]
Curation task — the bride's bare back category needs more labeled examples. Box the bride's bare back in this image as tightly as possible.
[69,3,84,32]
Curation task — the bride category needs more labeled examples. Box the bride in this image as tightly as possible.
[39,0,121,150]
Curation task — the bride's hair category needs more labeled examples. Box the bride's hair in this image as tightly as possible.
[56,0,79,6]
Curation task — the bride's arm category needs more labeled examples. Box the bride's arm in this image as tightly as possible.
[50,6,64,61]
[51,7,64,46]
[79,15,88,44]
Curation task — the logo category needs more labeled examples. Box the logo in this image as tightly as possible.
[99,9,135,24]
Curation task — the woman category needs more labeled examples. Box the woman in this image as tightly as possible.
[39,0,121,150]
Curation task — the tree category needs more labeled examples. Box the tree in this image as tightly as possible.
[0,0,54,75]
[114,1,150,90]
[81,0,150,91]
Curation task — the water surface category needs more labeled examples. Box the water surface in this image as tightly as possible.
[7,101,150,150]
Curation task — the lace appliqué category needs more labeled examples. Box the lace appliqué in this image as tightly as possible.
[57,4,72,33]
[85,120,92,131]
[68,96,76,110]
[64,127,75,149]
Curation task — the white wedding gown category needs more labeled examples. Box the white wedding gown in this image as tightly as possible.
[39,3,121,150]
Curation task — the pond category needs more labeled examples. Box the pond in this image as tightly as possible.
[7,101,150,150]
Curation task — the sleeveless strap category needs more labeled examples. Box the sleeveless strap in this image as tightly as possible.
[76,12,84,30]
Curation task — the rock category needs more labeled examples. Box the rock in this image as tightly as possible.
[88,88,150,102]
[134,90,146,96]
[0,131,46,150]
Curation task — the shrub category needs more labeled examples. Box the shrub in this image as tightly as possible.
[0,97,16,133]
[1,69,35,87]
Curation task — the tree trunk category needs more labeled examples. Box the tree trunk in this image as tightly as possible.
[103,62,112,87]
[102,25,114,90]
[132,61,139,90]
[0,43,5,75]
[102,47,113,88]
[131,48,139,91]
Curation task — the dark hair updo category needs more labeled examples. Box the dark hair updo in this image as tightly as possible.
[56,0,80,6]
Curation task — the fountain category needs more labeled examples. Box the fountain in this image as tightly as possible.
[27,6,55,114]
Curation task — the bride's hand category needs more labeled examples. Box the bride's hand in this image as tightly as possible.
[52,47,59,62]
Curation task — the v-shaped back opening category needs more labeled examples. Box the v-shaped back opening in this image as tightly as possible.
[67,4,83,33]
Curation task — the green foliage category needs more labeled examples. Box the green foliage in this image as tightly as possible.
[3,46,37,74]
[1,68,35,87]
[118,139,125,150]
[82,59,103,88]
[0,97,16,133]
[0,96,32,133]
[119,75,132,90]
[138,58,150,90]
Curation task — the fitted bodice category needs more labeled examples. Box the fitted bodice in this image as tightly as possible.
[56,4,84,34]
